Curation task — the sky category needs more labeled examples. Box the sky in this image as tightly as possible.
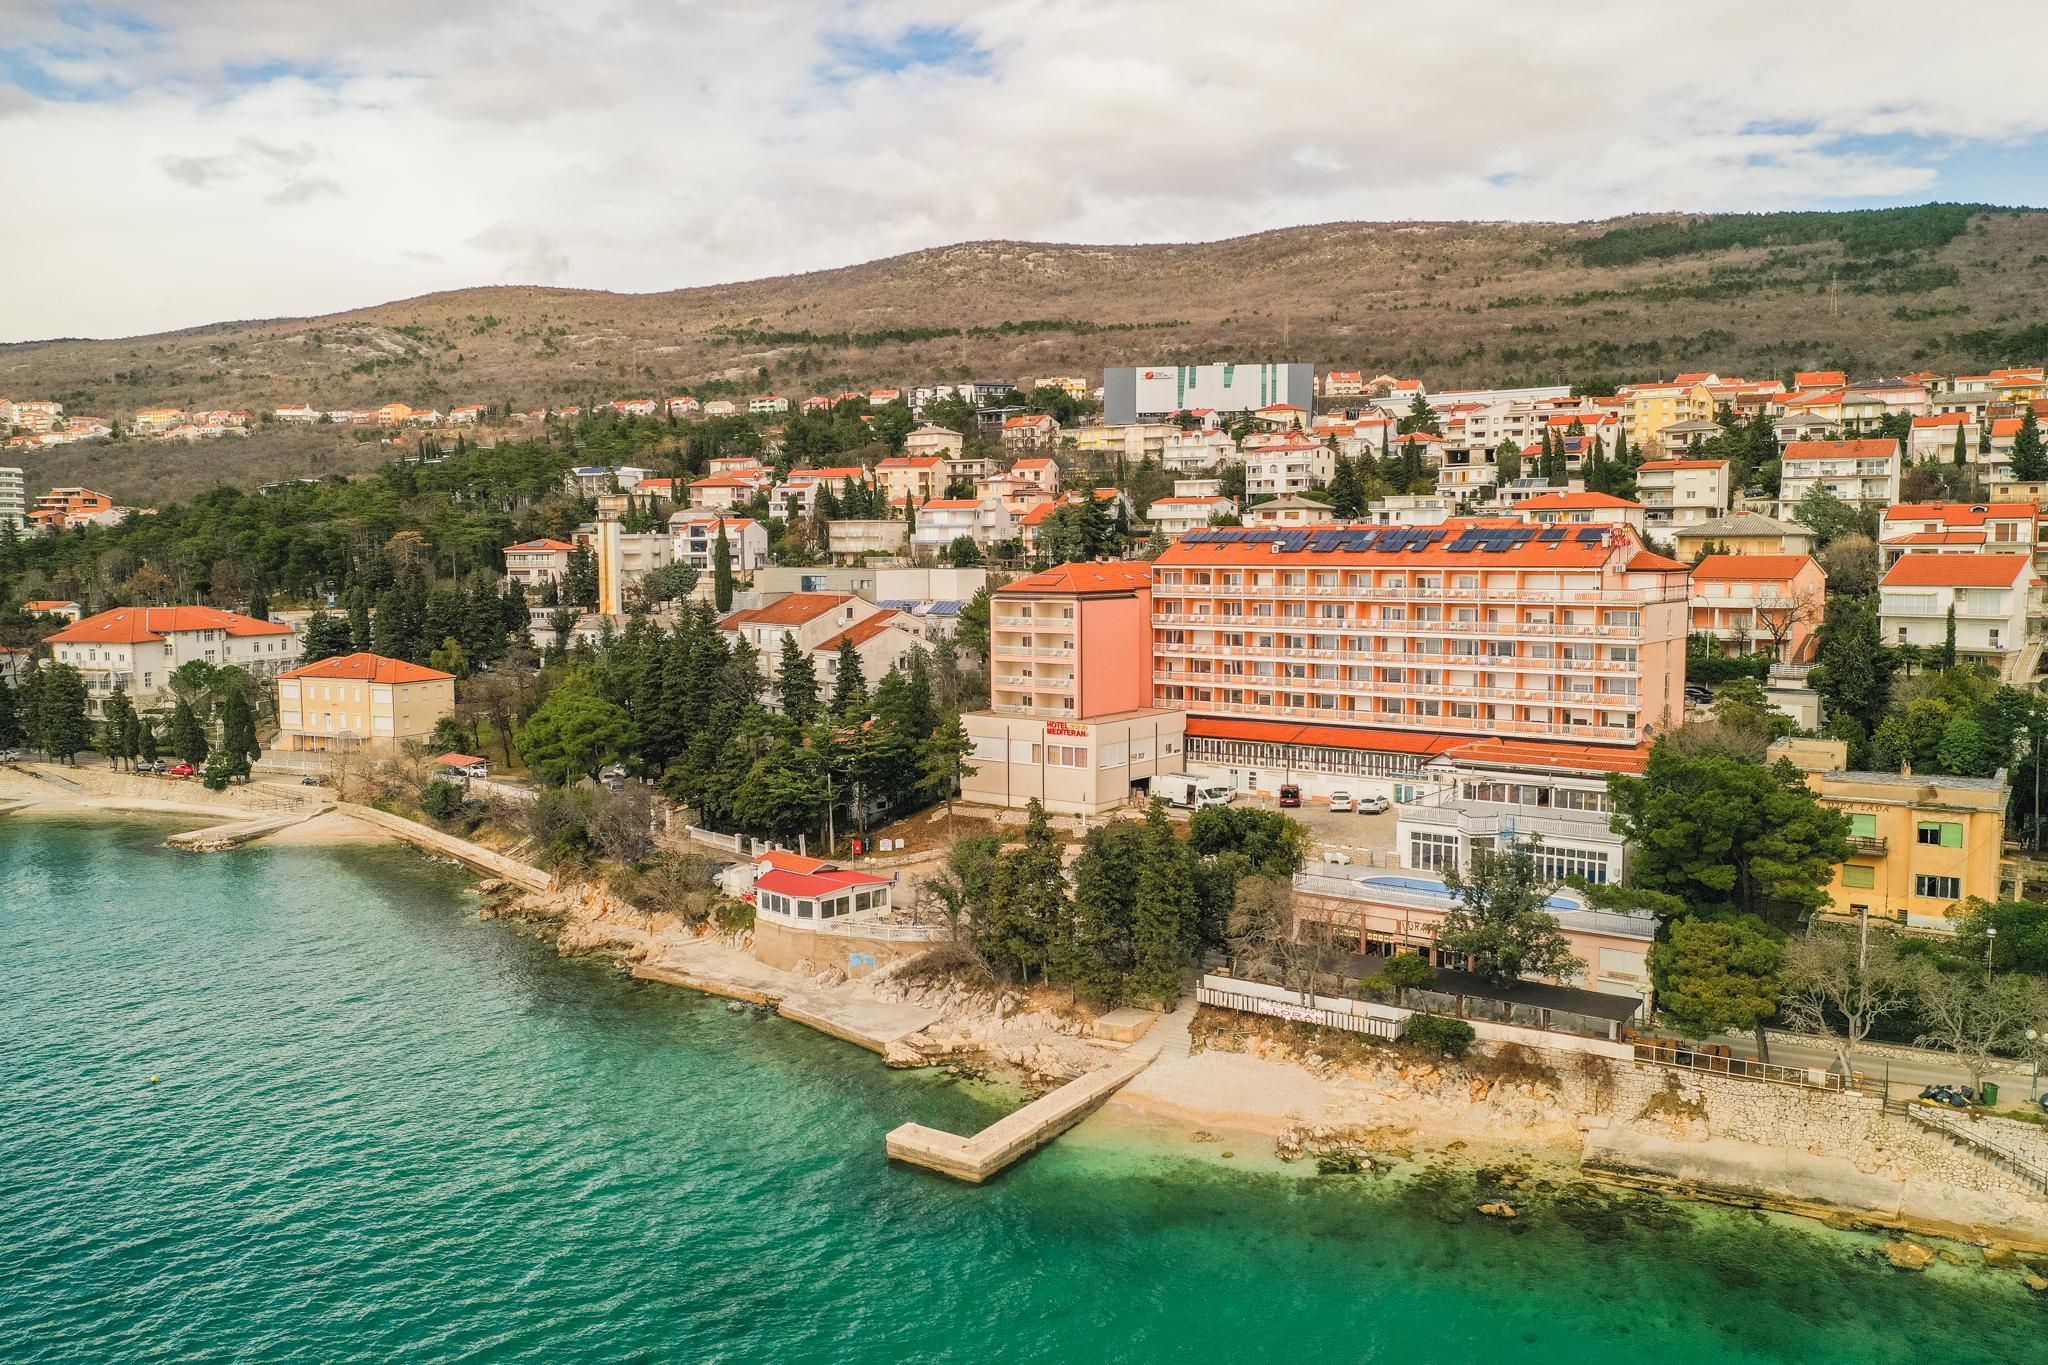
[4,0,2048,343]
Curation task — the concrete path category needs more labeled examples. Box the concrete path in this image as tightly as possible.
[1584,1126,1907,1219]
[632,934,939,1054]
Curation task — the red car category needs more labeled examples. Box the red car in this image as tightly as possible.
[1278,784,1302,808]
[167,762,196,778]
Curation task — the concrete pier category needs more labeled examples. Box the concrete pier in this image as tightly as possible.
[885,1052,1155,1182]
[631,935,939,1054]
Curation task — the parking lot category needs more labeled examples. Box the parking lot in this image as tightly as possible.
[1230,791,1399,864]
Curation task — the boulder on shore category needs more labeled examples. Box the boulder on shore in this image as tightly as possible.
[1881,1240,1936,1272]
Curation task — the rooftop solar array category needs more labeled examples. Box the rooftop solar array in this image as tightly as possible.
[1178,524,1614,555]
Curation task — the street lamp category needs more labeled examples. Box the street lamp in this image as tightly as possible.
[1987,925,1998,977]
[2029,1029,2042,1101]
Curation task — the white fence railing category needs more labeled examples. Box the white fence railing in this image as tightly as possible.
[685,824,743,853]
[1196,975,1408,1040]
[756,909,951,941]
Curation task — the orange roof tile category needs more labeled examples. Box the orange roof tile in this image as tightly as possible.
[1881,554,2035,588]
[1781,439,1898,461]
[1518,492,1643,510]
[1691,554,1816,582]
[1882,502,2035,527]
[1635,459,1729,471]
[45,605,293,645]
[1184,716,1466,757]
[506,537,576,552]
[282,652,453,684]
[726,593,856,628]
[815,609,906,653]
[1626,549,1689,572]
[1440,737,1649,775]
[998,562,1152,596]
[1895,531,1986,546]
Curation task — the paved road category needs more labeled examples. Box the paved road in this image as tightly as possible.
[1703,1029,2044,1102]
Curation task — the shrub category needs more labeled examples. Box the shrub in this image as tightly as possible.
[421,778,465,826]
[1402,1014,1476,1060]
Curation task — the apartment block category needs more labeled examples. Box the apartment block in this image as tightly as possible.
[0,466,24,531]
[1879,553,2038,675]
[1634,459,1730,541]
[1688,555,1826,662]
[1776,439,1902,518]
[1878,502,2041,567]
[1151,523,1689,801]
[962,562,1186,815]
[1772,737,2007,932]
[276,652,455,752]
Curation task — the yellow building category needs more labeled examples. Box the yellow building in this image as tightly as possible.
[1770,738,2007,931]
[1619,377,1715,449]
[277,652,455,752]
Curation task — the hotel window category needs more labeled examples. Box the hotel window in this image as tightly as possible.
[1842,865,1876,889]
[1529,844,1610,885]
[1410,831,1458,870]
[1917,821,1962,848]
[1915,875,1961,900]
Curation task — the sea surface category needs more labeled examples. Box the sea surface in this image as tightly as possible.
[3,816,2044,1364]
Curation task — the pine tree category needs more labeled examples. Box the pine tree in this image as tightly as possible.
[0,675,21,750]
[168,696,210,765]
[219,690,260,781]
[346,584,373,650]
[300,612,354,664]
[830,637,867,716]
[713,523,734,611]
[1128,801,1197,1003]
[36,663,91,765]
[2012,407,2047,483]
[97,685,135,770]
[777,633,819,724]
[919,714,976,838]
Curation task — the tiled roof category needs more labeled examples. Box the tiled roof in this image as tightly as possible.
[1691,554,1815,583]
[282,652,453,684]
[1517,492,1644,510]
[1881,502,2036,527]
[1635,459,1729,471]
[506,537,576,552]
[998,562,1152,596]
[1781,439,1898,462]
[1440,737,1650,775]
[1184,716,1466,756]
[45,605,294,645]
[815,609,906,653]
[1881,554,2035,588]
[722,592,855,628]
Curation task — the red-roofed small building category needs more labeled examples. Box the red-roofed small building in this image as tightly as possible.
[1880,553,2040,676]
[1008,456,1060,493]
[21,599,82,622]
[721,593,886,699]
[1689,555,1826,662]
[276,652,455,752]
[874,455,946,506]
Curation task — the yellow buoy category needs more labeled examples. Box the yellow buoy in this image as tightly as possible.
[150,1076,159,1083]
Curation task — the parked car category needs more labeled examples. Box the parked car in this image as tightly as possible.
[1321,850,1352,866]
[300,774,327,786]
[1327,791,1353,813]
[166,762,195,778]
[0,749,21,763]
[461,764,491,779]
[1278,784,1302,808]
[599,765,628,781]
[1684,685,1714,707]
[1355,795,1390,815]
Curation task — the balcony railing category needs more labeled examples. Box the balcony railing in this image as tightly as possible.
[1151,639,1639,674]
[1848,835,1888,855]
[1151,611,1646,640]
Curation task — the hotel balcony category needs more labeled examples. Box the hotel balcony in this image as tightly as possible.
[1152,610,1644,640]
[1152,639,1638,673]
[1155,582,1680,607]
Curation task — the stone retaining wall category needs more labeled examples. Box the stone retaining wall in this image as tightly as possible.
[337,803,553,892]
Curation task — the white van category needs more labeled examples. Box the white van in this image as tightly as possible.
[1153,773,1234,809]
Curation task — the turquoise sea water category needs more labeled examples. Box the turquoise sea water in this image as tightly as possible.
[3,817,2044,1364]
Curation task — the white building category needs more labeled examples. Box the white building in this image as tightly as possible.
[1879,502,2042,567]
[913,497,1016,554]
[42,606,301,713]
[567,465,659,497]
[1777,439,1901,518]
[671,510,770,574]
[1103,363,1315,425]
[0,466,23,531]
[1244,439,1336,498]
[1879,554,2039,676]
[1633,458,1730,543]
[1145,484,1238,538]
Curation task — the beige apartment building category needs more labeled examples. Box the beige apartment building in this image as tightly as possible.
[276,652,455,752]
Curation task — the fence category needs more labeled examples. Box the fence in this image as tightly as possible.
[755,908,951,942]
[1904,1105,2048,1196]
[1631,1039,1847,1092]
[684,824,743,854]
[1196,978,1407,1040]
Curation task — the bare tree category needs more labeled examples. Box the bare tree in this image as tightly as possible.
[1753,582,1823,662]
[1912,967,2048,1091]
[1779,923,1915,1077]
[588,781,656,865]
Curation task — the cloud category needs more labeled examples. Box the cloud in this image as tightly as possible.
[5,0,2048,340]
[265,175,341,206]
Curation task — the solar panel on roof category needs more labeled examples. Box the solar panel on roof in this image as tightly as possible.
[1576,528,1604,542]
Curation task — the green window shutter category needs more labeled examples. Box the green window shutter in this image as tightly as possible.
[1850,813,1877,838]
[1941,822,1963,849]
[1843,864,1875,889]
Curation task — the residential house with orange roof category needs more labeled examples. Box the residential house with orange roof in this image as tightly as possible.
[1909,411,1975,461]
[720,593,886,697]
[1514,491,1648,535]
[1000,413,1060,451]
[449,404,485,425]
[1144,482,1238,539]
[1772,389,1844,444]
[1616,376,1715,447]
[1689,555,1826,662]
[1244,436,1336,497]
[810,607,922,689]
[1322,370,1367,398]
[874,455,946,506]
[4,400,63,432]
[374,403,414,427]
[688,474,762,512]
[902,424,965,461]
[29,486,121,530]
[1009,456,1061,493]
[1633,458,1730,541]
[1776,438,1901,518]
[962,561,1187,815]
[1878,503,2041,568]
[666,396,701,417]
[503,537,577,592]
[43,605,300,710]
[23,598,82,621]
[276,652,455,752]
[1794,371,1847,391]
[1160,426,1240,472]
[1880,553,2040,677]
[670,509,769,574]
[748,395,790,415]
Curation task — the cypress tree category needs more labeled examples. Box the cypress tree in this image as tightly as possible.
[0,675,20,750]
[777,633,819,724]
[2012,407,2046,483]
[713,523,734,611]
[1128,801,1198,1003]
[219,690,260,781]
[831,637,867,716]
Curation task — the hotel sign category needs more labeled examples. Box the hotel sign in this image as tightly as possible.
[1046,720,1089,737]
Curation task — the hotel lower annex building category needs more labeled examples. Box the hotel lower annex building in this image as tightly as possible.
[964,520,1691,886]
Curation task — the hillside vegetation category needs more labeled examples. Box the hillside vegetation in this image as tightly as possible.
[8,205,2048,442]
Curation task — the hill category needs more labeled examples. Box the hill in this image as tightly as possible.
[8,205,2048,431]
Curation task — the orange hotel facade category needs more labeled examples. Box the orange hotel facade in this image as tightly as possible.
[963,521,1689,880]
